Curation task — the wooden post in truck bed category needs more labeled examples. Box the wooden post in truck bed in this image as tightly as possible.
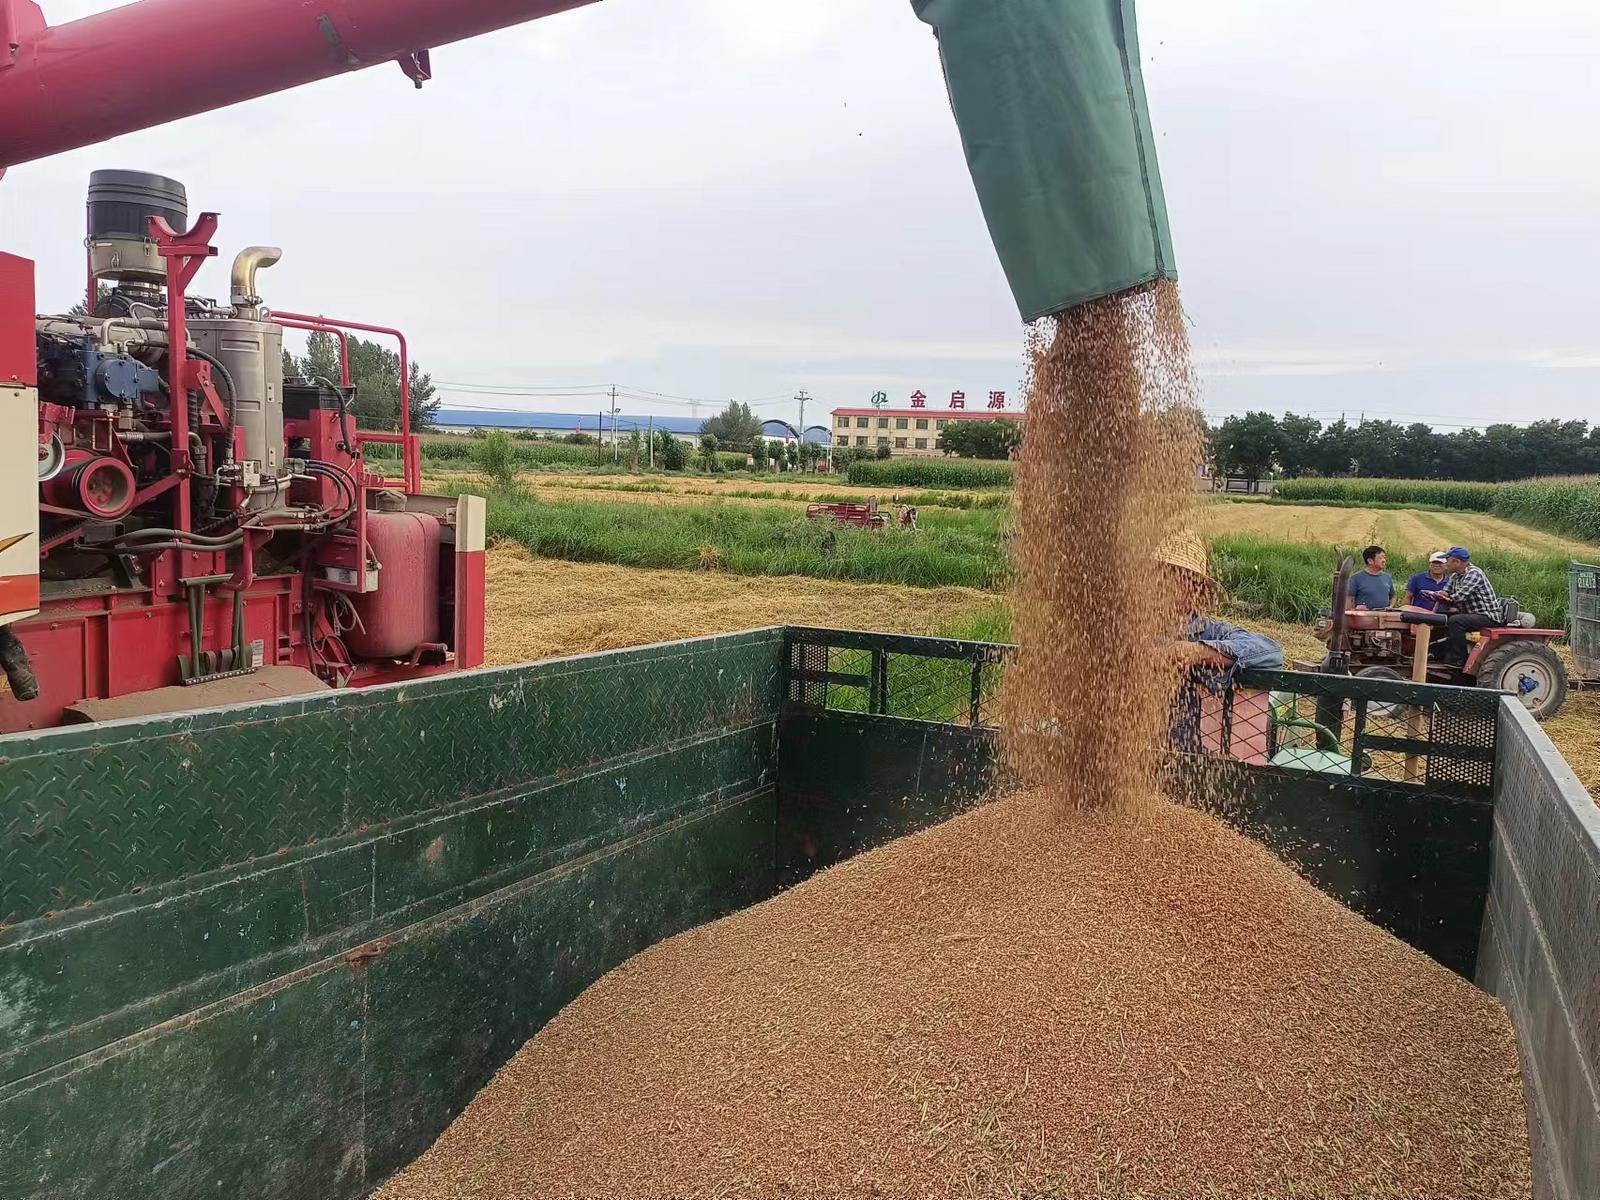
[1406,623,1433,782]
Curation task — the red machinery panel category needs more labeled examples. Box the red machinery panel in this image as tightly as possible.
[0,253,36,387]
[0,0,600,169]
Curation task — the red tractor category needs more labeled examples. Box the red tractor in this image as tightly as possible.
[1312,557,1568,719]
[805,497,918,531]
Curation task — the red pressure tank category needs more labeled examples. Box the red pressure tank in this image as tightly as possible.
[0,0,599,169]
[348,511,442,660]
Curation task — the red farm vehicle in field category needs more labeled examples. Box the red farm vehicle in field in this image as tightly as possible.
[805,497,918,532]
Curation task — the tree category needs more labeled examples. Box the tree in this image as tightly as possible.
[1316,419,1356,477]
[67,285,112,318]
[699,433,722,473]
[656,429,688,471]
[699,401,763,451]
[799,440,823,471]
[1275,414,1322,478]
[475,431,517,492]
[625,428,644,469]
[288,331,441,432]
[751,438,769,471]
[875,443,891,460]
[1399,422,1442,479]
[785,442,800,470]
[1350,419,1405,478]
[937,419,1023,460]
[1211,412,1278,478]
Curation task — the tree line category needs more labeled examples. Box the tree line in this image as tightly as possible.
[1209,412,1600,482]
[283,330,441,432]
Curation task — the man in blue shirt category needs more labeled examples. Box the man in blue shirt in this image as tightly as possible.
[1347,544,1394,610]
[1405,552,1450,611]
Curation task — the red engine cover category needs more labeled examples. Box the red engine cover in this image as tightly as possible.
[347,512,441,660]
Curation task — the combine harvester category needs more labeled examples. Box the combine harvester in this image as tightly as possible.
[0,2,1594,1197]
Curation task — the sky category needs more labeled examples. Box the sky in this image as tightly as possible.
[4,0,1598,434]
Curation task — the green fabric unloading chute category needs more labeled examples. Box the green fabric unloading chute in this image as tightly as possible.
[913,0,1176,322]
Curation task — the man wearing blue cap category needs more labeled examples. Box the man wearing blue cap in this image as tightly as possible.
[1433,547,1500,664]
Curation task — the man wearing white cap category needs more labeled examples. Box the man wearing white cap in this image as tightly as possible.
[1404,551,1451,612]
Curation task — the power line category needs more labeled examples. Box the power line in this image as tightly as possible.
[433,379,799,412]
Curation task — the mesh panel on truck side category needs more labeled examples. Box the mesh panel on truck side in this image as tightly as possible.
[1570,562,1600,681]
[783,628,1012,729]
[1191,668,1498,800]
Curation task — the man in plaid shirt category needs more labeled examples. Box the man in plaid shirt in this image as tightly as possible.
[1434,546,1501,664]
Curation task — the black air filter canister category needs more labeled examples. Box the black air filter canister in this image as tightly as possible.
[86,170,188,284]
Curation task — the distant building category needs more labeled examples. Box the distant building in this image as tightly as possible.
[830,407,1024,458]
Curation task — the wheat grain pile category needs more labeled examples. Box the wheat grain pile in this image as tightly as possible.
[378,792,1529,1200]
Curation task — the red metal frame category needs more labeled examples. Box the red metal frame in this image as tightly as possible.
[150,212,217,534]
[271,310,420,494]
[1462,627,1564,675]
[276,317,351,387]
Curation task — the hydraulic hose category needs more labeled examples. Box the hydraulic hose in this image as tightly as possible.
[186,347,240,464]
[312,376,356,454]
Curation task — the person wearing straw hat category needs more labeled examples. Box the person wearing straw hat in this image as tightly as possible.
[1158,532,1284,751]
[1158,532,1283,677]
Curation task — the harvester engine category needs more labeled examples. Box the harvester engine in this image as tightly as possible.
[1,171,485,732]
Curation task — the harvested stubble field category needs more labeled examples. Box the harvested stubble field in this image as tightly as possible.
[1200,499,1600,559]
[481,544,1000,667]
[380,791,1530,1200]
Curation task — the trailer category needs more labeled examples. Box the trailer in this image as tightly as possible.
[0,627,1594,1198]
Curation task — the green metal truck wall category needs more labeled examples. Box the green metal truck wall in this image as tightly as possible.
[775,708,999,887]
[1477,701,1600,1200]
[1193,765,1493,978]
[0,630,785,1199]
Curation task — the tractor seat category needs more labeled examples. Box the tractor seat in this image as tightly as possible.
[1398,609,1449,627]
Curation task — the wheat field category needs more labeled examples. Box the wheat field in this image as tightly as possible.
[1199,500,1600,559]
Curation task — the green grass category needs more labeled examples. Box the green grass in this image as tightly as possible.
[1209,534,1570,629]
[1274,476,1600,545]
[847,459,1014,489]
[549,478,1011,511]
[483,490,1007,589]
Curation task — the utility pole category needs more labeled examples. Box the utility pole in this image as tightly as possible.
[609,385,621,462]
[795,389,810,473]
[647,415,654,469]
[597,411,604,465]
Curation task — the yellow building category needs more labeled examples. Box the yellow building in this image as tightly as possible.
[830,406,1024,457]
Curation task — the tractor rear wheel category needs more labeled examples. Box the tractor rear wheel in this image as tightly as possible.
[1473,641,1568,720]
[1355,665,1406,721]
